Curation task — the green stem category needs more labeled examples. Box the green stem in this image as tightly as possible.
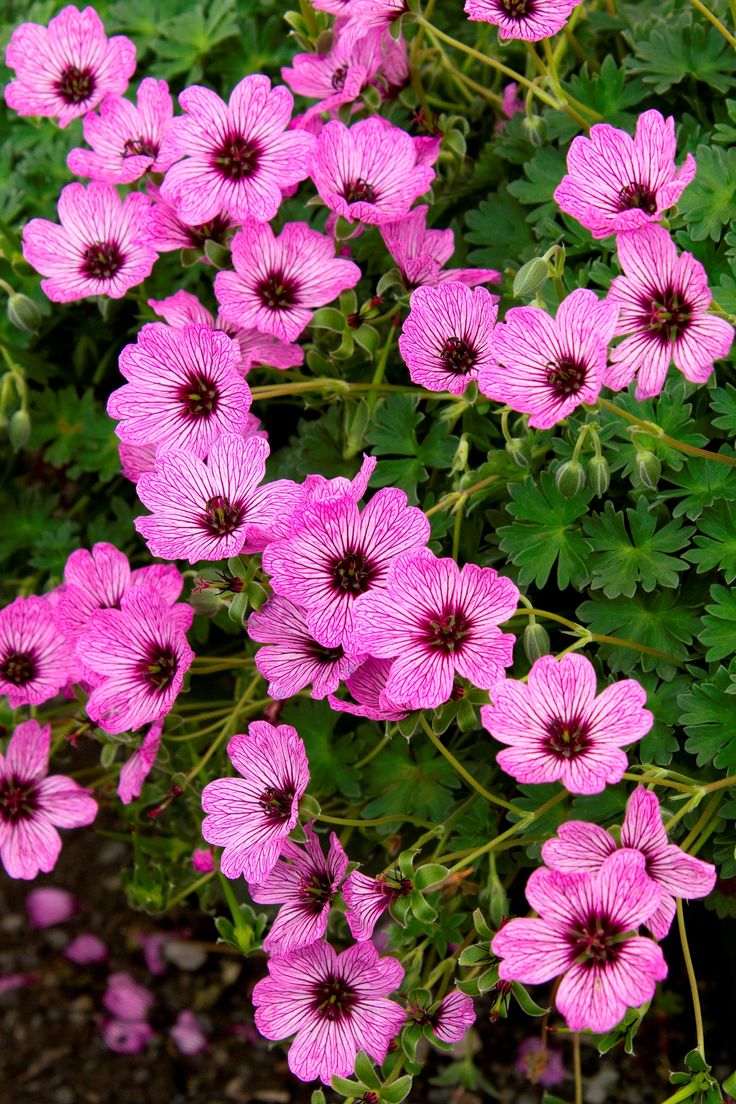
[573,1032,583,1104]
[425,475,498,517]
[418,714,525,815]
[451,494,467,561]
[679,794,722,850]
[179,676,262,791]
[166,870,215,911]
[250,379,441,401]
[677,900,706,1058]
[508,607,686,667]
[657,1086,699,1104]
[317,812,436,830]
[446,791,567,873]
[367,322,397,413]
[689,0,736,48]
[354,732,391,768]
[597,397,736,468]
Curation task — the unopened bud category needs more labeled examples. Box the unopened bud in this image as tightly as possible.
[555,459,585,498]
[523,621,550,663]
[587,454,611,496]
[635,449,661,489]
[513,257,548,298]
[8,408,30,450]
[505,437,530,468]
[7,293,41,334]
[522,114,546,147]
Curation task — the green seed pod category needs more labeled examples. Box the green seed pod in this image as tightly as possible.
[556,459,586,498]
[505,437,530,468]
[7,293,41,334]
[513,257,549,298]
[587,454,611,496]
[635,449,661,489]
[8,408,30,450]
[523,621,551,663]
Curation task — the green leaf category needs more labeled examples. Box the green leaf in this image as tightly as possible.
[280,698,362,798]
[583,499,693,598]
[701,584,736,662]
[566,55,648,121]
[465,191,535,271]
[680,666,736,772]
[679,144,736,242]
[576,591,700,679]
[626,13,736,94]
[363,740,461,823]
[507,147,567,224]
[30,386,120,481]
[636,677,681,766]
[685,501,736,582]
[354,1052,381,1090]
[711,382,736,435]
[511,982,549,1017]
[366,395,458,502]
[498,472,593,589]
[657,457,736,520]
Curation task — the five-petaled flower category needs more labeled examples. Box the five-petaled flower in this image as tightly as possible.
[464,0,581,41]
[0,596,69,708]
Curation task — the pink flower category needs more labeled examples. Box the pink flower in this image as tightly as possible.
[249,824,348,954]
[0,596,69,708]
[464,0,580,40]
[146,183,235,255]
[492,850,666,1033]
[343,869,409,941]
[516,1037,566,1087]
[171,1010,208,1056]
[4,5,136,127]
[117,720,164,805]
[0,972,36,995]
[605,225,734,399]
[399,282,498,395]
[328,657,410,723]
[290,454,377,531]
[310,117,437,225]
[352,550,518,710]
[77,589,194,735]
[64,933,108,964]
[478,288,619,429]
[248,595,364,701]
[135,435,303,563]
[281,32,381,123]
[502,82,525,120]
[108,323,250,458]
[542,787,717,940]
[103,971,154,1021]
[22,183,156,302]
[201,721,310,882]
[101,1018,154,1054]
[252,940,406,1083]
[339,0,409,51]
[26,885,79,927]
[119,440,159,484]
[192,848,215,873]
[381,205,500,290]
[481,654,653,795]
[554,110,697,240]
[159,75,314,225]
[423,990,476,1044]
[67,78,175,183]
[215,219,361,341]
[264,488,430,649]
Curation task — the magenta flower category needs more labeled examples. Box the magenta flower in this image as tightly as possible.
[501,83,525,121]
[117,720,164,805]
[171,1010,208,1056]
[328,657,410,723]
[399,282,498,395]
[343,869,408,941]
[310,117,437,225]
[103,972,154,1021]
[64,933,108,965]
[119,440,159,484]
[605,225,734,399]
[135,435,303,563]
[159,75,314,225]
[264,488,430,649]
[249,824,349,954]
[292,454,377,530]
[554,110,696,240]
[4,5,135,128]
[381,205,500,290]
[201,721,309,882]
[352,550,518,710]
[0,721,97,880]
[108,322,250,458]
[146,183,235,255]
[339,0,409,51]
[249,595,363,701]
[215,219,361,342]
[22,183,156,302]
[281,32,381,123]
[481,654,653,795]
[101,1018,154,1054]
[422,990,476,1044]
[464,0,580,40]
[0,596,69,708]
[252,940,406,1083]
[478,288,619,429]
[542,787,717,939]
[492,850,666,1033]
[192,848,215,873]
[516,1037,566,1087]
[77,589,194,735]
[26,886,78,928]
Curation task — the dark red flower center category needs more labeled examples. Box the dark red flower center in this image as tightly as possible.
[307,640,345,664]
[311,973,359,1022]
[256,271,299,311]
[643,287,692,343]
[498,0,535,16]
[56,66,96,105]
[344,177,378,204]
[0,776,39,823]
[259,784,295,822]
[569,913,625,964]
[331,65,349,92]
[0,650,36,686]
[212,133,261,181]
[424,608,471,654]
[545,356,586,397]
[178,373,219,419]
[202,495,245,538]
[617,182,657,215]
[187,214,232,249]
[140,645,178,693]
[123,136,159,160]
[545,716,591,760]
[81,240,125,281]
[331,550,377,595]
[440,336,477,375]
[302,870,336,914]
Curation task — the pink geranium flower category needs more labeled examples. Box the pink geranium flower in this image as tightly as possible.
[248,595,364,701]
[264,488,430,649]
[0,596,69,708]
[516,1037,566,1087]
[103,972,154,1021]
[339,0,408,51]
[352,550,518,710]
[478,288,619,428]
[464,0,580,40]
[146,183,235,255]
[542,787,717,939]
[328,657,410,723]
[4,5,136,127]
[281,31,381,123]
[171,1010,208,1056]
[77,589,194,735]
[419,990,476,1044]
[605,225,734,399]
[26,886,78,928]
[64,933,109,965]
[0,721,97,880]
[201,721,309,882]
[252,941,406,1084]
[192,848,215,873]
[101,1018,154,1054]
[135,435,303,563]
[343,868,411,941]
[554,110,696,240]
[381,205,500,290]
[492,850,666,1033]
[249,824,349,954]
[481,654,653,795]
[117,720,164,805]
[67,78,175,183]
[215,220,361,342]
[159,75,314,225]
[310,117,437,225]
[399,282,498,395]
[22,183,156,302]
[119,440,159,484]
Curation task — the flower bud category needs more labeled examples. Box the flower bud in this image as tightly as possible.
[505,437,530,468]
[635,449,661,489]
[555,459,585,498]
[7,293,41,334]
[523,621,550,663]
[513,257,549,298]
[587,454,611,496]
[8,408,30,450]
[522,114,547,147]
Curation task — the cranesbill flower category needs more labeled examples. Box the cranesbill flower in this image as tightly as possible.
[135,435,303,563]
[554,110,696,240]
[605,225,734,399]
[77,589,194,735]
[339,0,408,51]
[103,972,154,1021]
[26,886,78,928]
[117,720,164,805]
[159,75,315,225]
[248,595,363,701]
[249,824,349,954]
[281,32,381,123]
[352,550,518,710]
[481,653,653,795]
[542,786,717,939]
[146,183,235,255]
[478,288,619,429]
[0,596,69,708]
[343,868,410,941]
[101,1018,154,1054]
[171,1011,208,1056]
[201,721,309,882]
[22,183,156,302]
[64,933,109,965]
[4,5,136,127]
[419,990,476,1044]
[264,488,430,649]
[192,848,215,873]
[252,940,406,1084]
[328,658,409,723]
[310,117,437,225]
[399,282,498,395]
[464,0,580,41]
[215,219,361,342]
[381,205,500,290]
[492,850,666,1033]
[0,720,97,880]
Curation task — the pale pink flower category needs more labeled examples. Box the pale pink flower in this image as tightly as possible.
[554,110,697,240]
[328,657,409,722]
[381,205,500,289]
[0,596,69,708]
[5,5,136,127]
[516,1037,566,1087]
[101,1018,154,1054]
[252,940,406,1083]
[64,933,108,965]
[103,972,154,1021]
[26,885,79,927]
[117,720,164,805]
[171,1010,208,1056]
[481,654,653,795]
[399,282,498,395]
[343,868,410,941]
[192,848,215,873]
[281,32,381,122]
[146,183,235,255]
[464,0,580,40]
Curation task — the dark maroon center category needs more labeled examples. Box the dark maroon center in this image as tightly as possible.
[617,182,657,214]
[81,241,124,280]
[259,785,295,822]
[0,777,39,823]
[256,271,299,311]
[331,65,349,92]
[56,65,96,105]
[545,356,586,398]
[569,913,625,964]
[498,0,534,16]
[202,495,245,538]
[643,287,692,343]
[139,645,178,693]
[187,214,232,249]
[307,640,345,664]
[123,136,159,160]
[178,373,219,419]
[212,134,261,181]
[424,608,471,654]
[545,717,591,760]
[344,177,378,204]
[331,550,376,595]
[440,336,477,375]
[302,871,335,915]
[0,650,36,686]
[311,973,359,1023]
